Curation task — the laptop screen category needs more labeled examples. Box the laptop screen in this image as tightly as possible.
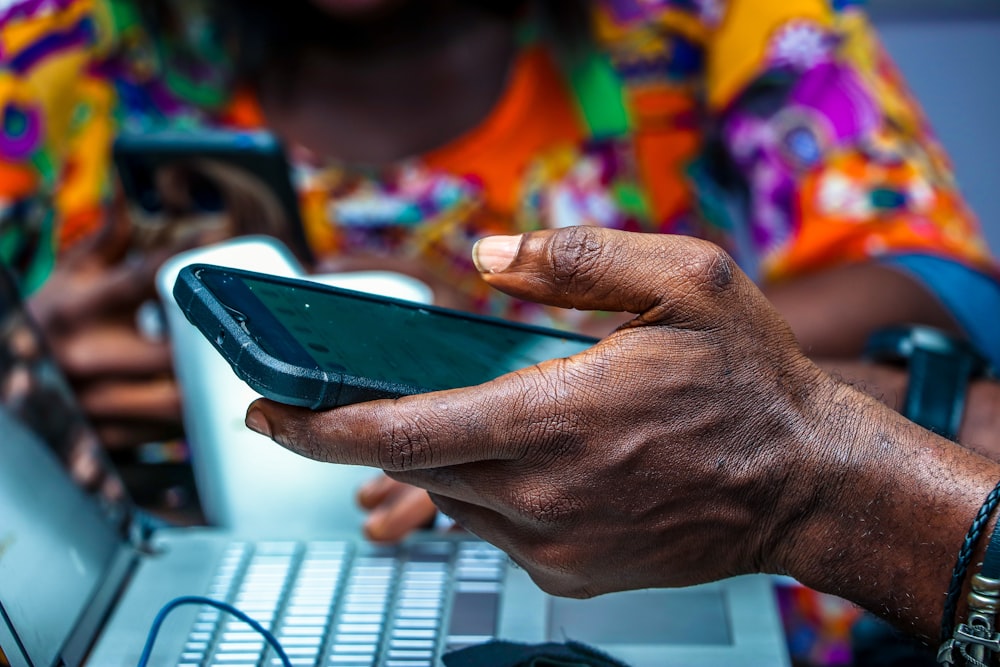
[0,264,133,666]
[0,264,132,529]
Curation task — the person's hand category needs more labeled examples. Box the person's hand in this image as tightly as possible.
[28,214,185,450]
[245,227,850,596]
[244,227,1000,639]
[357,474,441,542]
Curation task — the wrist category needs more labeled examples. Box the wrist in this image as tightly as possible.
[769,378,999,638]
[764,378,877,581]
[755,371,864,578]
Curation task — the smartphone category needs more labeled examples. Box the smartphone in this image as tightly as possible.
[114,129,313,263]
[173,264,598,410]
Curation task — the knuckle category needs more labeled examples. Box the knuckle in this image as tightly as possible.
[517,486,583,525]
[514,361,588,462]
[548,226,613,292]
[679,240,736,294]
[378,415,434,471]
[57,344,88,376]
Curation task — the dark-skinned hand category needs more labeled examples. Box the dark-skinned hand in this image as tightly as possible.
[245,227,844,595]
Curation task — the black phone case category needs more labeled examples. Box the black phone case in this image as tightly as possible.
[173,266,337,409]
[173,266,438,410]
[173,264,599,411]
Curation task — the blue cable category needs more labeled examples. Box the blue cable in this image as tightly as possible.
[137,595,293,667]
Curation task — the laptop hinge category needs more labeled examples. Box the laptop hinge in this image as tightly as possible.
[0,600,32,667]
[128,510,172,554]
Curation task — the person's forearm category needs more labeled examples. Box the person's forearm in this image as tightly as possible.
[778,378,1000,640]
[763,262,960,358]
[816,359,1000,461]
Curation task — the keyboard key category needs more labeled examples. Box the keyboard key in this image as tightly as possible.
[277,625,327,637]
[210,652,264,663]
[283,645,324,657]
[454,581,502,594]
[387,649,435,660]
[392,619,438,629]
[216,641,265,653]
[334,633,380,644]
[343,604,387,614]
[397,608,440,619]
[345,594,389,604]
[275,635,323,647]
[341,613,385,624]
[389,639,435,650]
[330,643,378,654]
[286,604,336,616]
[398,599,442,609]
[328,657,377,666]
[390,629,436,640]
[281,615,329,626]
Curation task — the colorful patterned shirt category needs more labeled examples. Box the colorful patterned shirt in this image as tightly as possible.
[3,3,998,664]
[1,0,999,356]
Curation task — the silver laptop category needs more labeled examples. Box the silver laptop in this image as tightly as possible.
[0,259,790,667]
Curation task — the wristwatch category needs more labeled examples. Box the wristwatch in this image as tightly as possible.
[864,325,992,441]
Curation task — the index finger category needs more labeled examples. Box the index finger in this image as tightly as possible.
[244,365,552,470]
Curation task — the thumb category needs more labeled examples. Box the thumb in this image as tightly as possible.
[473,227,755,331]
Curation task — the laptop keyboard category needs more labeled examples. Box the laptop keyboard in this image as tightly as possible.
[176,539,507,667]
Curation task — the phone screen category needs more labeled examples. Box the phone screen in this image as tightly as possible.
[204,270,596,393]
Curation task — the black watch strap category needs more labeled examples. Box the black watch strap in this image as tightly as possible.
[865,326,990,441]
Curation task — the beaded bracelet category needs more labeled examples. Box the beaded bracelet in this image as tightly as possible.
[939,480,1000,666]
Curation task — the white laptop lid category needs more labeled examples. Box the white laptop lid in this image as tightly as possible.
[156,236,433,534]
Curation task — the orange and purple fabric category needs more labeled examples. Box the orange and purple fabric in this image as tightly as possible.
[2,1,999,355]
[0,3,997,661]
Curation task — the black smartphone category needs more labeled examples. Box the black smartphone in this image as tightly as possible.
[114,129,313,263]
[173,264,598,410]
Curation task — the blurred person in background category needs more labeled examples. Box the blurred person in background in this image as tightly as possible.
[3,1,1000,663]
